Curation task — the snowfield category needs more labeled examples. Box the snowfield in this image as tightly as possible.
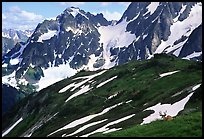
[155,2,202,54]
[141,83,201,125]
[98,18,136,69]
[37,29,58,42]
[35,63,77,91]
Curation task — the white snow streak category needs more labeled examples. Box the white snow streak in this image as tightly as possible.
[65,85,92,102]
[2,32,11,38]
[172,38,188,56]
[159,70,180,78]
[192,83,201,91]
[96,76,118,88]
[24,132,33,137]
[108,92,119,100]
[81,114,135,137]
[171,83,201,97]
[103,128,122,134]
[47,102,123,137]
[59,70,106,93]
[64,119,108,137]
[2,117,23,137]
[70,8,79,17]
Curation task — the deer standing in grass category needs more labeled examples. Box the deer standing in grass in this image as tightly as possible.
[159,110,173,121]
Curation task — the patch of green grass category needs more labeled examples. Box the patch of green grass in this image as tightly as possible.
[94,112,202,137]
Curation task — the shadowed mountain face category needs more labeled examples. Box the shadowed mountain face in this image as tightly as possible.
[2,84,26,115]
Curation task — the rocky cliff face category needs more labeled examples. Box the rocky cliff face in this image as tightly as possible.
[114,2,202,65]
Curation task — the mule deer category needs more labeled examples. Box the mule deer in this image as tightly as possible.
[159,110,173,121]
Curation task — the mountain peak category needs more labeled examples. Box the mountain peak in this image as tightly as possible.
[63,6,88,19]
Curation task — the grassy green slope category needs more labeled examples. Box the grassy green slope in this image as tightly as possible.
[94,83,203,137]
[93,111,202,137]
[2,54,202,137]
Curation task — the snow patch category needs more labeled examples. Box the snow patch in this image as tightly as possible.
[146,2,160,15]
[18,78,29,86]
[10,58,20,65]
[182,51,202,60]
[86,54,100,71]
[171,83,201,97]
[126,100,133,104]
[97,76,118,88]
[143,34,148,40]
[2,71,19,89]
[173,4,187,22]
[2,63,8,67]
[108,92,119,100]
[141,92,195,125]
[172,38,188,56]
[34,64,77,91]
[192,83,201,91]
[159,70,180,78]
[37,29,58,42]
